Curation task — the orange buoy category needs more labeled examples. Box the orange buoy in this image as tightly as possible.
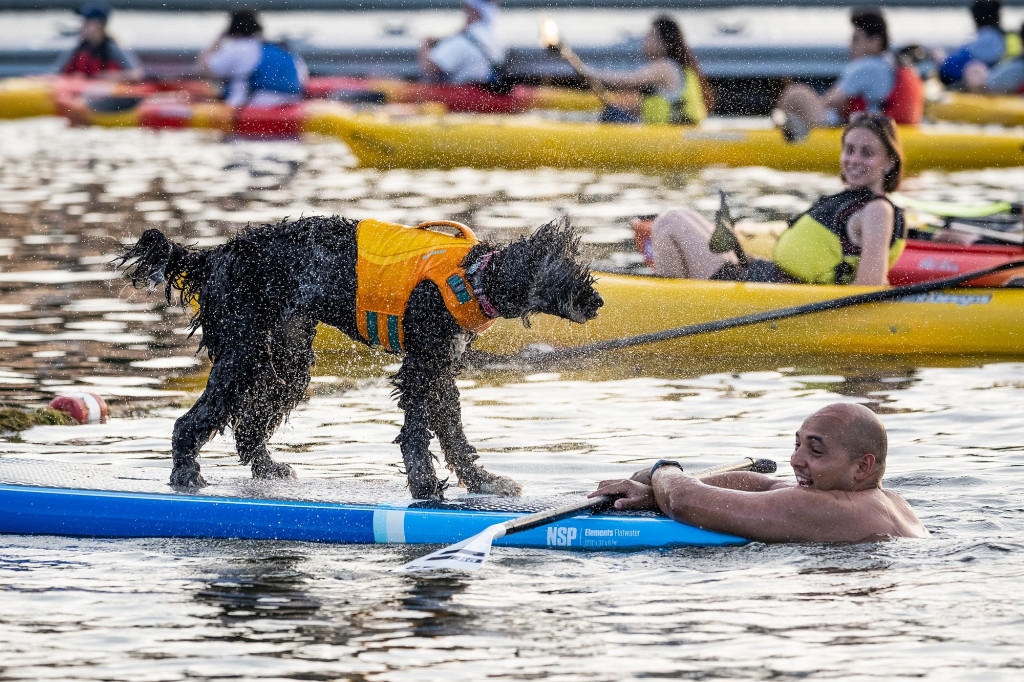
[48,393,108,424]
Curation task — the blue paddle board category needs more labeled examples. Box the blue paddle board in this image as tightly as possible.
[0,458,747,549]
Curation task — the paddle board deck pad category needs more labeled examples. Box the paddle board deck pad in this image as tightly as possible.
[0,458,746,549]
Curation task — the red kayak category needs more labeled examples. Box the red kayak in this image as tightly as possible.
[888,239,1024,286]
[304,76,554,114]
[55,91,334,138]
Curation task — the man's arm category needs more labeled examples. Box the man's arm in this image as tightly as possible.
[591,467,785,510]
[650,468,869,543]
[699,471,789,492]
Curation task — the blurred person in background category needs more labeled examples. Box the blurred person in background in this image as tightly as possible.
[55,2,143,80]
[578,15,713,124]
[419,0,506,85]
[981,22,1024,93]
[938,0,1020,92]
[198,9,308,108]
[772,9,922,142]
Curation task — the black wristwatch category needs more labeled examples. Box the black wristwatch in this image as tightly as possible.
[649,459,683,479]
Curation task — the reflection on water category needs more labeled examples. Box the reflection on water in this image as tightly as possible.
[197,552,322,623]
[2,118,1024,680]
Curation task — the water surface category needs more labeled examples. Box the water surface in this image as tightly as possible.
[1,118,1022,681]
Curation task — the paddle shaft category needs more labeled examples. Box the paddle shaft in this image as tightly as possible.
[531,259,1024,363]
[498,457,776,538]
[554,43,614,105]
[942,220,1024,245]
[892,193,1022,218]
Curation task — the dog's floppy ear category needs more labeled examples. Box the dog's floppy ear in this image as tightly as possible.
[519,216,602,325]
[529,216,583,261]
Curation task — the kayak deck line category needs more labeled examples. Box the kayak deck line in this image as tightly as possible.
[0,458,746,549]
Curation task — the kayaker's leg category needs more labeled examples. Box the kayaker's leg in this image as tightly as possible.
[651,208,735,279]
[774,83,831,127]
[772,83,832,141]
[962,61,990,93]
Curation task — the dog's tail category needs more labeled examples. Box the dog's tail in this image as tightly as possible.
[116,229,209,307]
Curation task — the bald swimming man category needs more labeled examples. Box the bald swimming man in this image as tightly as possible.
[590,403,928,542]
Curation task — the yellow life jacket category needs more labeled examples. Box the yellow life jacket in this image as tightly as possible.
[1004,31,1022,60]
[355,219,495,353]
[772,189,906,285]
[641,66,707,125]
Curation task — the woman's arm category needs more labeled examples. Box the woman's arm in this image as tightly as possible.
[850,199,895,286]
[582,59,674,91]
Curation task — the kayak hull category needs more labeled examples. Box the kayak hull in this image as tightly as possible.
[48,92,1024,174]
[325,113,1024,173]
[926,91,1024,127]
[1,75,603,120]
[310,272,1024,359]
[889,240,1024,286]
[0,75,216,120]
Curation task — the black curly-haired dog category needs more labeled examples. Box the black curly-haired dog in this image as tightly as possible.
[118,216,602,499]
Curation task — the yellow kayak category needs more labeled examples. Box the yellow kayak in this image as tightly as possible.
[320,111,1024,173]
[309,272,1024,361]
[0,76,217,120]
[0,77,58,118]
[1,73,605,120]
[925,90,1024,127]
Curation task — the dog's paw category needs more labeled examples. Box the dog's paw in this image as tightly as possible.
[467,471,522,497]
[252,461,296,480]
[408,475,447,501]
[170,463,207,489]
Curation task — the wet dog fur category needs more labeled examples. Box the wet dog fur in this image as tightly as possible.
[118,216,602,499]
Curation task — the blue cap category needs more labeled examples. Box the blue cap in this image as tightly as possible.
[77,2,110,24]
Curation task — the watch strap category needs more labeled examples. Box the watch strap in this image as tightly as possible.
[649,459,683,479]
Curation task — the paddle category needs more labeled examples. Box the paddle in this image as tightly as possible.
[401,457,777,572]
[917,220,1024,246]
[708,190,749,267]
[891,193,1021,218]
[538,13,615,109]
[509,259,1024,364]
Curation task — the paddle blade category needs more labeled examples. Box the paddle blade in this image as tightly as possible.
[709,191,747,266]
[401,523,505,572]
[539,14,560,50]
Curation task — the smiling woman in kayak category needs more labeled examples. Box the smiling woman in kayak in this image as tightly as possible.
[578,15,713,125]
[643,113,905,286]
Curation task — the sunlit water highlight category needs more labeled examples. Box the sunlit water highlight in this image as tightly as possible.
[1,118,1023,680]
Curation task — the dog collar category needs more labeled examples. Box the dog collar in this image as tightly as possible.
[466,251,499,319]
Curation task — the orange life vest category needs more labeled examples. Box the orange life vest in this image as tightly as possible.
[848,65,924,125]
[354,219,495,353]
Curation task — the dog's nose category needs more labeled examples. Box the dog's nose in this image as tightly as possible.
[593,292,604,309]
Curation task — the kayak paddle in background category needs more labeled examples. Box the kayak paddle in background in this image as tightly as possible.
[891,193,1021,218]
[708,190,750,267]
[401,457,777,572]
[538,13,615,110]
[918,220,1024,245]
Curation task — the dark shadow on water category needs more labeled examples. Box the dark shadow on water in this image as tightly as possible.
[395,575,475,638]
[195,551,323,624]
